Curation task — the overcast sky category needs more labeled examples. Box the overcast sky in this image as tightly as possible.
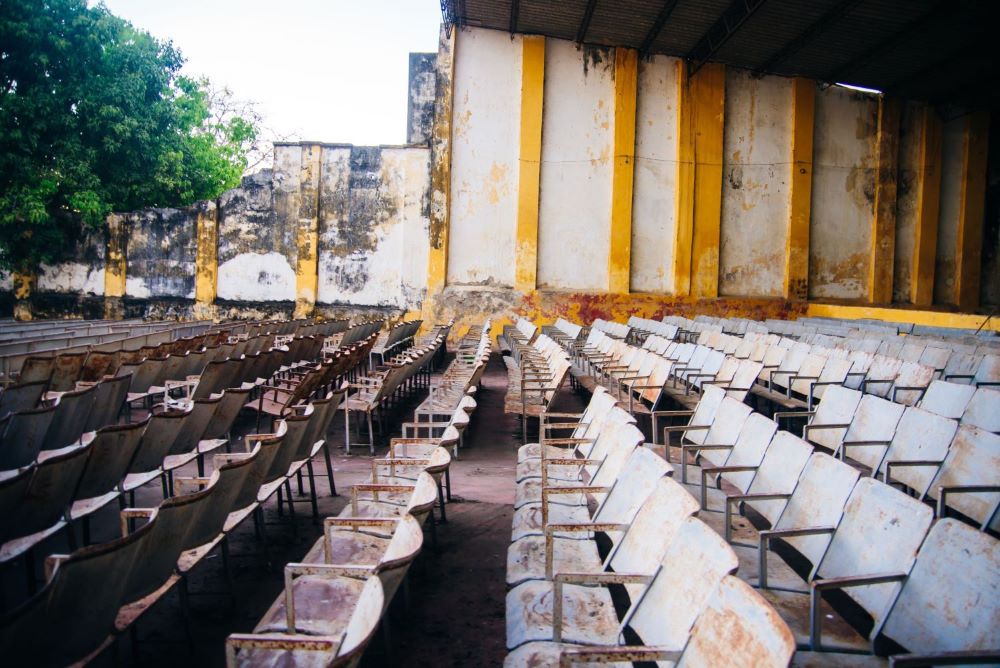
[102,0,443,145]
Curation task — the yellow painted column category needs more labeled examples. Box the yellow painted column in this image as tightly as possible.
[12,270,33,321]
[608,47,638,294]
[672,60,695,296]
[426,25,456,298]
[785,78,814,301]
[294,144,321,319]
[910,105,942,307]
[103,214,127,319]
[514,35,545,293]
[194,203,218,318]
[869,96,900,304]
[955,110,989,311]
[689,63,725,299]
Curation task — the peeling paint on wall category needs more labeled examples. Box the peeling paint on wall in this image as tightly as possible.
[123,206,198,299]
[36,224,106,295]
[407,53,437,145]
[809,85,878,300]
[719,69,791,298]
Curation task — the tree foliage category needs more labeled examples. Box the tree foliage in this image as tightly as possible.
[0,0,258,273]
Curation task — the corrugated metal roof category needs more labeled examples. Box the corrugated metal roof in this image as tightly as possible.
[442,0,998,108]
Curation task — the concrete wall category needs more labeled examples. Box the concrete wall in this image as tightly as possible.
[317,146,430,307]
[893,101,922,303]
[407,53,437,145]
[630,54,680,294]
[808,86,878,300]
[934,116,964,305]
[718,69,791,298]
[447,28,521,287]
[537,40,614,291]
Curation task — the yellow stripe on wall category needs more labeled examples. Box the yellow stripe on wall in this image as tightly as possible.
[608,47,638,294]
[514,35,545,293]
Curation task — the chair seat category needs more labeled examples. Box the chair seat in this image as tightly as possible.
[506,580,618,649]
[255,573,366,636]
[514,476,592,509]
[506,535,601,586]
[177,533,225,573]
[122,469,163,493]
[162,451,199,472]
[224,503,258,533]
[504,641,632,668]
[761,588,870,653]
[68,491,120,521]
[516,442,578,463]
[511,503,591,542]
[0,521,66,562]
[338,500,408,519]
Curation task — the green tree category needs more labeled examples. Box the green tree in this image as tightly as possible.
[0,0,257,273]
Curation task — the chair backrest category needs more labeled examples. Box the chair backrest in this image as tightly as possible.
[807,385,862,451]
[628,517,739,650]
[121,481,217,604]
[229,430,284,514]
[0,404,56,469]
[41,384,96,451]
[919,379,976,419]
[586,420,644,488]
[962,387,1000,433]
[815,477,934,627]
[744,431,814,526]
[79,350,118,383]
[609,477,701,600]
[167,395,222,456]
[697,398,753,469]
[772,452,860,568]
[17,356,55,385]
[83,373,131,432]
[682,385,726,447]
[0,467,33,544]
[719,413,778,494]
[878,518,999,655]
[838,393,905,466]
[927,424,1000,529]
[127,408,190,473]
[49,352,88,392]
[675,575,795,668]
[72,420,148,503]
[0,381,46,418]
[8,442,91,541]
[592,446,674,545]
[201,386,251,440]
[0,515,155,666]
[877,407,958,497]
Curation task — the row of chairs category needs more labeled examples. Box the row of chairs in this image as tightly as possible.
[342,334,447,453]
[369,319,422,367]
[0,381,346,666]
[504,396,796,666]
[508,385,998,664]
[225,405,459,666]
[502,328,571,441]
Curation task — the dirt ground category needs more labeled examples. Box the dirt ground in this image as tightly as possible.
[2,351,588,667]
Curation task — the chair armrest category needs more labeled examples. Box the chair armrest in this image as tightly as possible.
[809,571,908,650]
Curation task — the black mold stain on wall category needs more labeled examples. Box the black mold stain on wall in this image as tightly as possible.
[218,170,280,265]
[408,53,437,145]
[124,207,197,298]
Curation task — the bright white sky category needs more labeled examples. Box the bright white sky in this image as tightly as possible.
[102,0,443,145]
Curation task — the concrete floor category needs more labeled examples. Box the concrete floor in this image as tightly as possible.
[1,351,575,667]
